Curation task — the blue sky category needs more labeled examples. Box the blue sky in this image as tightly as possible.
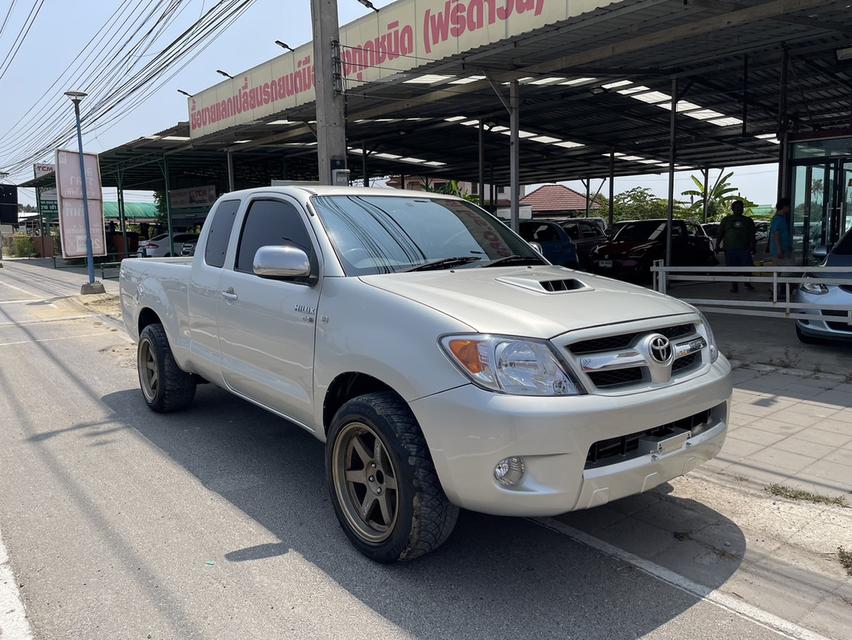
[2,0,778,206]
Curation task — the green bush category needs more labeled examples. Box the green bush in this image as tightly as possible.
[11,235,35,257]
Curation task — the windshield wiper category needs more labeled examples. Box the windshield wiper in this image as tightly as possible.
[404,256,481,272]
[483,254,545,267]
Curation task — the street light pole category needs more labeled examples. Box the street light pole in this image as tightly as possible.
[0,171,7,268]
[65,91,104,294]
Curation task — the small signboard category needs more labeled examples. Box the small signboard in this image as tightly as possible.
[55,149,106,258]
[169,185,216,209]
[34,163,58,219]
[0,185,17,225]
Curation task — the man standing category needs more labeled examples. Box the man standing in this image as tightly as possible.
[716,200,756,293]
[769,197,794,297]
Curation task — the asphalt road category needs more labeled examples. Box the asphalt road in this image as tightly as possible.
[0,261,792,640]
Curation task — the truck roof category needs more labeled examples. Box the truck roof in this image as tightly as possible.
[222,185,461,200]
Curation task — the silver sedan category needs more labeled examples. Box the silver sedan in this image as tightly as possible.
[794,229,852,343]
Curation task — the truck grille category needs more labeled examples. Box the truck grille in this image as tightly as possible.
[585,408,712,469]
[569,323,694,355]
[588,368,645,389]
[566,322,705,392]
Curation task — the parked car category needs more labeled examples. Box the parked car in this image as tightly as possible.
[794,228,852,343]
[121,186,732,562]
[137,233,198,257]
[180,236,198,256]
[701,223,720,243]
[590,219,718,281]
[518,220,580,268]
[559,219,608,269]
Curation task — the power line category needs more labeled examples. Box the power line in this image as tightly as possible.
[0,0,45,81]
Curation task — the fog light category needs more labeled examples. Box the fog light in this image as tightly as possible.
[494,457,525,486]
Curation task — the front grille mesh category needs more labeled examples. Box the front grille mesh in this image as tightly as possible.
[672,352,700,373]
[569,323,695,355]
[585,409,712,469]
[587,368,645,389]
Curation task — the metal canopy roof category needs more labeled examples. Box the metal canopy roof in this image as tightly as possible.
[22,0,852,192]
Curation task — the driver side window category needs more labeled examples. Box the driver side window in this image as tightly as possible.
[235,199,316,274]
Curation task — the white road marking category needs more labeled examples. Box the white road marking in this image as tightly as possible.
[0,299,52,305]
[0,314,100,328]
[0,279,37,297]
[533,517,831,640]
[0,332,113,348]
[0,527,33,640]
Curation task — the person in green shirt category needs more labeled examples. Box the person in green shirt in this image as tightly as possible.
[716,200,756,293]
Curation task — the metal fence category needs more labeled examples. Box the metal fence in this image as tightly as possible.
[650,260,852,326]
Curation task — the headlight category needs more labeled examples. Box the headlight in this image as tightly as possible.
[696,311,720,363]
[800,278,829,295]
[440,335,583,396]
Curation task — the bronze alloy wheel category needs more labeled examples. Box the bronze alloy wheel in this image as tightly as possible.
[332,421,399,543]
[138,337,159,402]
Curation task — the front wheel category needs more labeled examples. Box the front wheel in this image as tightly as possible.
[326,392,458,562]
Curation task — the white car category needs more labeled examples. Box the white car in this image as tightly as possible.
[120,186,732,562]
[137,233,198,257]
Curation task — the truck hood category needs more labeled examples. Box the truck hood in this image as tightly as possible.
[360,266,695,338]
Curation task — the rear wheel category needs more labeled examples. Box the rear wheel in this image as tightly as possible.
[137,323,196,412]
[326,392,458,562]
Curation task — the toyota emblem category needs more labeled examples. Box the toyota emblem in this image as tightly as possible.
[649,335,673,364]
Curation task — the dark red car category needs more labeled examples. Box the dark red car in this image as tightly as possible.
[589,219,717,281]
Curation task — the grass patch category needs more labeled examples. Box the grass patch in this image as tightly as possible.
[764,483,848,507]
[839,547,852,576]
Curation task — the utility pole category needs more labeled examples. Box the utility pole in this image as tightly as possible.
[0,171,7,268]
[311,0,347,185]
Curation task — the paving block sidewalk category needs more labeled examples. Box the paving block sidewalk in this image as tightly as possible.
[706,364,852,500]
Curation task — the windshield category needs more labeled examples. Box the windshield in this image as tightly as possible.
[311,195,540,275]
[614,221,668,242]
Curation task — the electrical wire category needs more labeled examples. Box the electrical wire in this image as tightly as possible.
[0,0,256,178]
[0,0,19,41]
[0,0,45,81]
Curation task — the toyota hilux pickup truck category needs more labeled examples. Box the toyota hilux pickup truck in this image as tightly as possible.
[120,186,732,563]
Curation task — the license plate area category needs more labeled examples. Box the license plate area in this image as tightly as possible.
[637,429,690,457]
[598,259,613,268]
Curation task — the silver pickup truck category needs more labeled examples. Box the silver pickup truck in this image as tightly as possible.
[120,186,732,562]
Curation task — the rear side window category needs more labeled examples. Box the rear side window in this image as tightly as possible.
[235,199,315,274]
[204,200,240,268]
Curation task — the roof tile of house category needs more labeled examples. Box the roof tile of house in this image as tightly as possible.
[520,184,598,213]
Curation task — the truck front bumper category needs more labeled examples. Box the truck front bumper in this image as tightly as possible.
[410,357,731,517]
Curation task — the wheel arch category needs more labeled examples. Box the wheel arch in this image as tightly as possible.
[322,372,407,436]
[137,306,162,335]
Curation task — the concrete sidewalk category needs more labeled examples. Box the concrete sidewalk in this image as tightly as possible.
[710,364,852,501]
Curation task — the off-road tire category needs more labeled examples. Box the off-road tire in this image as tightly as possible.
[138,323,196,412]
[326,392,458,562]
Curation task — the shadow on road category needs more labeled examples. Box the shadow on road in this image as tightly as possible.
[98,385,747,638]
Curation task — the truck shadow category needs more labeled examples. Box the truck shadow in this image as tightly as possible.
[100,385,746,639]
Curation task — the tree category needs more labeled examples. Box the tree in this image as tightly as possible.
[682,169,757,220]
[419,178,479,203]
[153,191,168,228]
[610,186,690,221]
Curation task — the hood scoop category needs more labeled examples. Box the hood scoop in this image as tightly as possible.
[496,275,591,294]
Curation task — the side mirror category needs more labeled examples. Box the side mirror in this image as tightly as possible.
[253,245,311,280]
[812,245,829,260]
[529,241,544,255]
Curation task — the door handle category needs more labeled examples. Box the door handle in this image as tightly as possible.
[221,288,238,303]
